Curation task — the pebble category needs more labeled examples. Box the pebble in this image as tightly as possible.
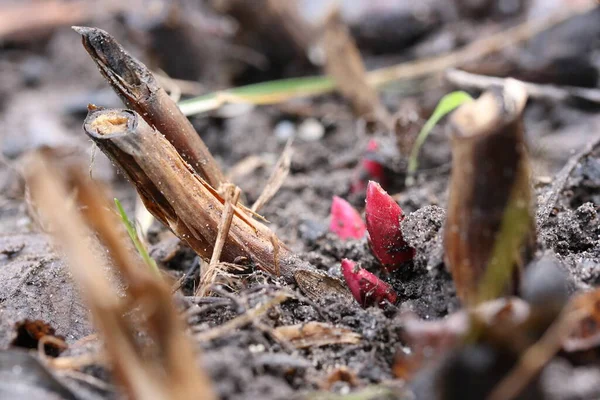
[298,118,325,142]
[274,120,296,143]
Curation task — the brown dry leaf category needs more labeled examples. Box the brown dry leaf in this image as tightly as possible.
[322,9,391,126]
[293,269,352,302]
[274,321,360,349]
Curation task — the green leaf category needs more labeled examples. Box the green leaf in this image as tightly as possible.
[178,76,336,116]
[114,198,160,277]
[405,91,473,186]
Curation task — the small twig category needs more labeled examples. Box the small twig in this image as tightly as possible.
[194,293,289,341]
[185,299,234,321]
[172,256,202,293]
[537,135,600,228]
[209,285,247,313]
[197,184,241,297]
[446,68,600,105]
[59,370,116,393]
[154,72,204,97]
[487,308,586,400]
[251,138,294,213]
[49,352,105,370]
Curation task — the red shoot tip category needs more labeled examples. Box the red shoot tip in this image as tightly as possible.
[329,196,366,239]
[341,259,398,308]
[350,139,386,194]
[365,181,415,271]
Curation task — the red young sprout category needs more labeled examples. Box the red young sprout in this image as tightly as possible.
[350,139,386,194]
[341,259,397,308]
[365,181,415,271]
[329,196,367,239]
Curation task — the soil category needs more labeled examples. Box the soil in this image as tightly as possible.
[1,1,600,400]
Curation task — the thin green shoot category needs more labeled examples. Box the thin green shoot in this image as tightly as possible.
[178,76,336,116]
[405,91,473,186]
[114,198,160,277]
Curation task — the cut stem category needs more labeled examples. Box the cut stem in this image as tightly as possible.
[83,107,301,282]
[444,80,535,306]
[73,26,225,188]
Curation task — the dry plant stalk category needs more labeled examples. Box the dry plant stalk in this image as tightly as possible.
[446,68,600,105]
[74,26,225,188]
[444,80,535,306]
[322,9,391,126]
[25,152,216,400]
[197,183,241,296]
[194,292,290,341]
[83,107,304,281]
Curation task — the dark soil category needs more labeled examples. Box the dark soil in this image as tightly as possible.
[1,1,600,400]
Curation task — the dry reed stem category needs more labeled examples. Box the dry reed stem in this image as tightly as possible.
[446,68,600,105]
[197,183,241,296]
[74,26,225,188]
[194,292,289,341]
[83,108,328,290]
[25,152,216,400]
[322,9,391,126]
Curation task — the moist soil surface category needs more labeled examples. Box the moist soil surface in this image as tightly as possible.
[1,2,600,400]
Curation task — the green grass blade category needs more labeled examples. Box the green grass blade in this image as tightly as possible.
[178,76,336,116]
[405,91,473,186]
[114,198,160,277]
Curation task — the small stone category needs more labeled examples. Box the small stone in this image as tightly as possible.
[298,118,324,142]
[274,120,296,143]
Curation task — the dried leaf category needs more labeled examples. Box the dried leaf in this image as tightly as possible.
[293,269,352,302]
[274,322,360,349]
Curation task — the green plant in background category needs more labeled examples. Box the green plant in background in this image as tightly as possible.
[178,76,336,116]
[405,91,473,186]
[114,198,160,277]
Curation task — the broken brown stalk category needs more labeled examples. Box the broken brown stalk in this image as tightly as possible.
[73,26,225,189]
[444,79,535,306]
[82,107,324,287]
[322,9,391,126]
[25,151,216,400]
